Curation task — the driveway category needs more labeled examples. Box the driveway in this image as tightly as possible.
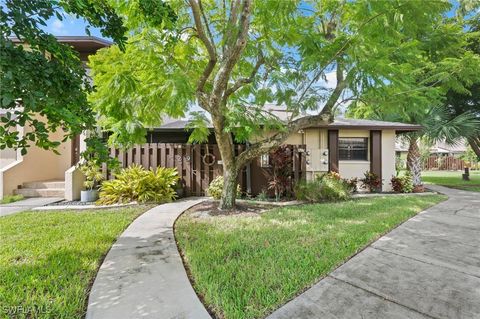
[0,197,63,217]
[268,185,480,319]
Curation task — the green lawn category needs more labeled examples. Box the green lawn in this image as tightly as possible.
[0,194,24,204]
[0,206,150,319]
[422,170,480,192]
[176,195,445,319]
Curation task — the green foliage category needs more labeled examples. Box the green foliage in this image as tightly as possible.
[98,164,179,205]
[89,0,462,147]
[360,171,382,192]
[255,189,269,202]
[461,146,480,168]
[206,176,241,200]
[294,172,350,202]
[186,111,211,144]
[81,134,120,171]
[391,171,414,193]
[0,0,126,153]
[79,160,104,191]
[0,194,24,204]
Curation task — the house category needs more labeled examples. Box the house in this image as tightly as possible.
[148,114,421,193]
[0,36,421,200]
[395,139,469,158]
[0,36,111,200]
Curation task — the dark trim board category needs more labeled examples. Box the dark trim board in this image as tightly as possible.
[370,130,382,189]
[328,129,339,172]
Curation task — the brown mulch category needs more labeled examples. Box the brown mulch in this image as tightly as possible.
[185,200,278,217]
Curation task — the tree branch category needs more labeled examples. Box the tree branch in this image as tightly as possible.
[189,0,217,94]
[211,0,252,106]
[224,50,264,98]
[235,112,331,169]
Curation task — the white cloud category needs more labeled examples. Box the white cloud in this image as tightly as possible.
[51,18,66,34]
[321,70,338,89]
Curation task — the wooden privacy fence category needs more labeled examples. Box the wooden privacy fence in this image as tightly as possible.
[102,143,307,197]
[423,156,466,171]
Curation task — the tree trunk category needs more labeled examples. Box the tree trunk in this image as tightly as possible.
[212,115,238,210]
[220,166,238,210]
[407,137,422,186]
[468,136,480,158]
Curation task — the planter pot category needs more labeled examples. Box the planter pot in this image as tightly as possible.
[81,190,98,202]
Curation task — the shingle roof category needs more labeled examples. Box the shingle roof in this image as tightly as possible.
[324,118,422,131]
[154,116,421,132]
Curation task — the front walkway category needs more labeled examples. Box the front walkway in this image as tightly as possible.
[268,185,480,319]
[86,198,211,319]
[0,197,62,217]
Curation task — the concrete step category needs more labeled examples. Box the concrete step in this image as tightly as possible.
[22,180,65,189]
[14,188,65,198]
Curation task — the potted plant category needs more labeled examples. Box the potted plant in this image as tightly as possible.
[79,159,104,202]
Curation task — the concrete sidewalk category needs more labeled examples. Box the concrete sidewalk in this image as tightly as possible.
[268,185,480,319]
[86,198,210,319]
[0,197,62,217]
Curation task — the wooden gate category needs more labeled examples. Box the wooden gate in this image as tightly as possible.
[103,143,306,196]
[423,156,466,171]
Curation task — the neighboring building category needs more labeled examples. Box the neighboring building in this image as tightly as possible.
[395,139,469,158]
[0,36,421,199]
[0,36,111,200]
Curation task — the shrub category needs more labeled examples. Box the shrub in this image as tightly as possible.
[343,177,358,193]
[294,173,350,202]
[360,171,382,192]
[255,189,269,201]
[79,159,104,190]
[97,164,179,205]
[267,146,293,201]
[206,176,241,200]
[391,171,414,193]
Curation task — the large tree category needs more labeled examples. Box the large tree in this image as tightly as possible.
[0,0,126,154]
[348,1,480,186]
[90,0,459,209]
[443,6,480,157]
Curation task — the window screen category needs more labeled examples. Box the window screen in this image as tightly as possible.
[339,138,368,161]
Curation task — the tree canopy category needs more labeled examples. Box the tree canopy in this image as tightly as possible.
[0,0,126,154]
[89,0,470,208]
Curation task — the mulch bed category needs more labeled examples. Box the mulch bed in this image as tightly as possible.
[185,200,279,217]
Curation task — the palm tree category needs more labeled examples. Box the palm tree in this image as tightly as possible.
[403,107,480,187]
[349,104,480,187]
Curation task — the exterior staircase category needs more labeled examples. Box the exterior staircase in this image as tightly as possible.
[14,180,65,198]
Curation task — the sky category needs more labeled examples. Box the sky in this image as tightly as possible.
[45,14,105,39]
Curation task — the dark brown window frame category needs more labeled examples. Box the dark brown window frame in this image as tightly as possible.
[339,137,369,161]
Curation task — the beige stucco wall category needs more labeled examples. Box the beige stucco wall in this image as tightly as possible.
[381,129,396,191]
[0,127,72,198]
[286,128,396,191]
[0,148,17,168]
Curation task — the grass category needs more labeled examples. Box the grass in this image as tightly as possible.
[0,194,24,204]
[0,206,150,319]
[176,195,445,319]
[422,170,480,192]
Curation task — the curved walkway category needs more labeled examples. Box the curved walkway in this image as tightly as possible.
[268,185,480,319]
[86,198,211,319]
